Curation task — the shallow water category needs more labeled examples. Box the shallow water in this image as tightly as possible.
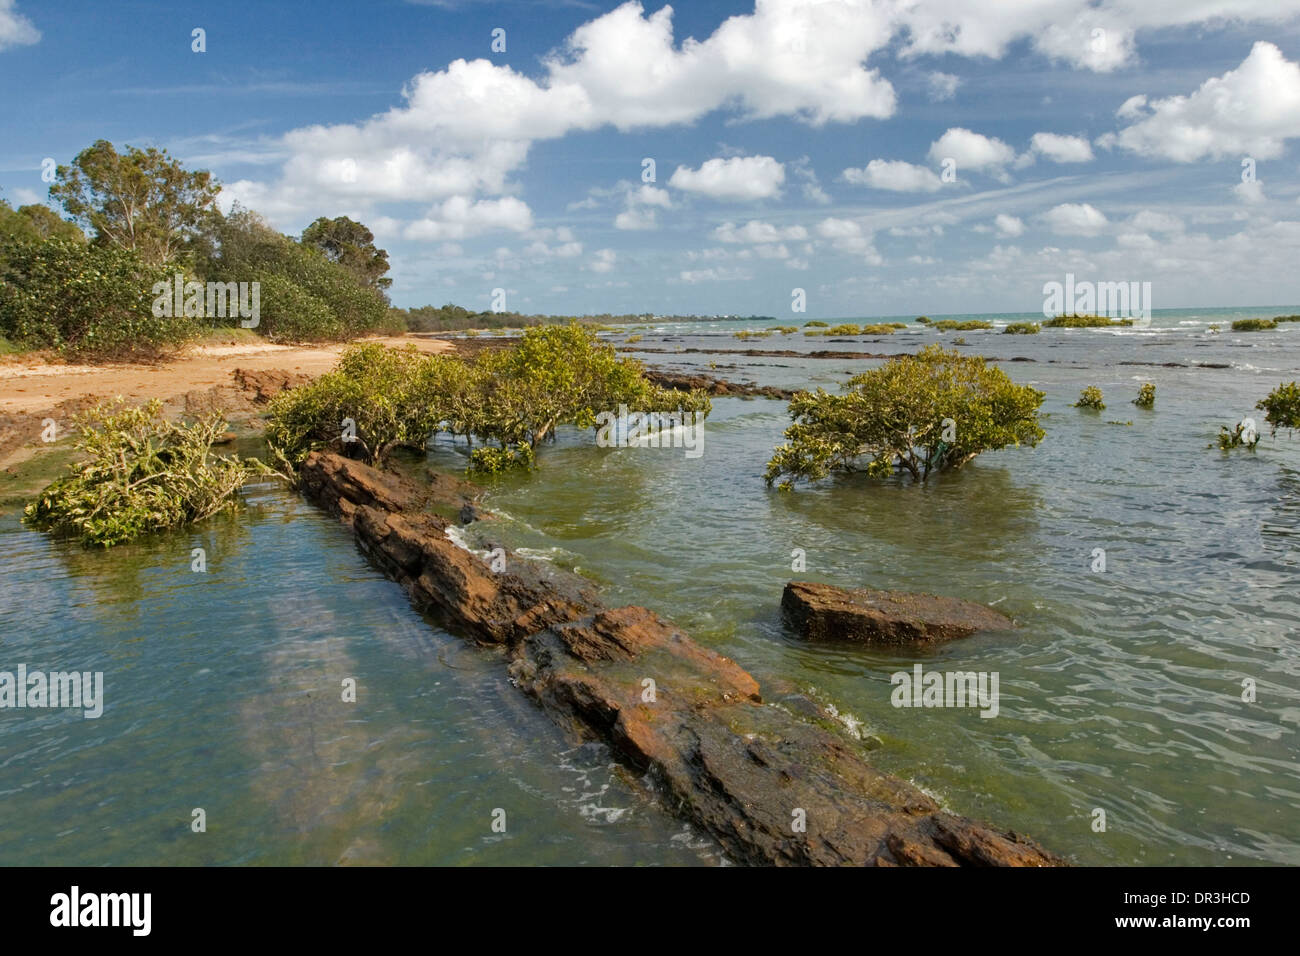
[451,308,1300,865]
[2,307,1298,865]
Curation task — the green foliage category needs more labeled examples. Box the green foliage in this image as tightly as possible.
[300,215,392,293]
[24,399,273,547]
[860,324,897,334]
[0,200,85,245]
[1216,421,1260,451]
[826,324,860,335]
[767,326,798,334]
[1074,386,1105,410]
[915,316,930,324]
[1003,322,1040,334]
[1042,315,1134,328]
[1208,324,1221,332]
[202,208,391,341]
[49,139,220,267]
[265,343,472,465]
[1256,381,1300,434]
[734,329,772,340]
[265,324,711,473]
[803,320,828,328]
[1231,318,1276,331]
[1273,315,1300,323]
[0,238,194,359]
[1133,383,1156,408]
[468,443,535,474]
[764,345,1045,487]
[932,319,993,331]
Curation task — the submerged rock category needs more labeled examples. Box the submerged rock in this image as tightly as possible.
[300,452,1062,866]
[782,581,1013,645]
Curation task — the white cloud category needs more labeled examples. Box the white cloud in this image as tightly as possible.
[1234,180,1266,204]
[403,195,533,240]
[588,248,616,273]
[1029,132,1094,163]
[927,71,961,102]
[888,1,1300,73]
[668,155,785,201]
[927,127,1016,175]
[816,216,882,264]
[614,207,658,230]
[842,159,943,192]
[1043,202,1109,236]
[0,0,38,50]
[713,220,808,243]
[1111,42,1300,162]
[994,214,1025,237]
[631,184,672,208]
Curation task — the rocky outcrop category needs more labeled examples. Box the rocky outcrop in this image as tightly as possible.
[783,581,1014,645]
[300,451,1063,866]
[642,369,794,400]
[230,367,312,403]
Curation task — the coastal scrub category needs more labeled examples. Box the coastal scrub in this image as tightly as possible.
[764,345,1045,487]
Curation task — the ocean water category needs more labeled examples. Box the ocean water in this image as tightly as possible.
[2,307,1298,865]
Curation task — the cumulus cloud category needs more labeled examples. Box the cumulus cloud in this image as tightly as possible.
[613,182,673,229]
[1109,42,1300,162]
[1028,132,1094,163]
[713,219,808,243]
[0,0,38,50]
[842,159,943,192]
[668,155,785,201]
[1234,180,1266,204]
[994,214,1025,237]
[927,127,1016,176]
[816,216,882,264]
[588,248,617,273]
[224,2,904,226]
[888,0,1298,73]
[1043,202,1109,236]
[403,196,533,240]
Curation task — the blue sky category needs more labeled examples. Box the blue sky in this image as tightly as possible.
[3,0,1300,318]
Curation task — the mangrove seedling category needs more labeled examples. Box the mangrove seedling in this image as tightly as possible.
[1256,381,1300,435]
[1074,387,1105,410]
[1133,383,1156,408]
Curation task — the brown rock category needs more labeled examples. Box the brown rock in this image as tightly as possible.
[299,451,1063,866]
[783,581,1014,645]
[230,367,311,403]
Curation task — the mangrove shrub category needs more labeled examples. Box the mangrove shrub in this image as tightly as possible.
[25,399,273,547]
[764,345,1045,487]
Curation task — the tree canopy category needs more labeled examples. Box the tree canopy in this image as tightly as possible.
[301,215,392,292]
[49,139,220,266]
